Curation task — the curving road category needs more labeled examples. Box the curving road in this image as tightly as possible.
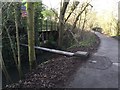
[65,32,119,88]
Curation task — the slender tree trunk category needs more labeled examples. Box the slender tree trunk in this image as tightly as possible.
[78,16,82,28]
[27,2,37,71]
[2,59,12,83]
[78,15,82,35]
[71,3,89,31]
[65,1,79,22]
[80,10,87,40]
[14,3,23,79]
[1,51,12,83]
[58,0,70,47]
[5,26,18,67]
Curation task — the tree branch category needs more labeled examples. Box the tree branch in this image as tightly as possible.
[65,1,79,22]
[71,3,90,30]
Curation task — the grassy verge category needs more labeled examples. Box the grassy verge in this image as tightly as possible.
[67,31,100,53]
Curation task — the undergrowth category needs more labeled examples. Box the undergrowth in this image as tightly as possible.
[64,31,98,50]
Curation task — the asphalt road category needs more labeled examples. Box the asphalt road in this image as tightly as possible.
[65,32,119,88]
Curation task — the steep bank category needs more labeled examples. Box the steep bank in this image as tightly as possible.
[4,31,100,89]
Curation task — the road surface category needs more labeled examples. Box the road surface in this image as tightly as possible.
[65,32,119,88]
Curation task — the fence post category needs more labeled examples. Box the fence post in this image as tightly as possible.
[40,19,43,45]
[51,20,53,31]
[45,19,48,41]
[46,19,48,31]
[40,19,42,31]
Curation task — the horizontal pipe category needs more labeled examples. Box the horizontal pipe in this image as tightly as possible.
[20,44,89,57]
[20,44,74,56]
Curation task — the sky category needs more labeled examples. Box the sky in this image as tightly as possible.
[91,0,119,12]
[42,0,60,9]
[91,0,119,19]
[42,0,119,18]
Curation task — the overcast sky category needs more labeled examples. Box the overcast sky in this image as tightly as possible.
[42,0,119,17]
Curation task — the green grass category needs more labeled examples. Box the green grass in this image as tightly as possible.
[79,35,96,47]
[67,32,97,50]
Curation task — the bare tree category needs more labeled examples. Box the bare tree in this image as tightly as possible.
[14,3,23,79]
[27,2,37,71]
[51,1,92,46]
[71,3,90,31]
[58,0,70,47]
[65,1,79,22]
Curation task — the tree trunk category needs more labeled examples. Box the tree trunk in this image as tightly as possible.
[27,2,37,71]
[5,26,18,68]
[14,3,23,79]
[1,52,12,83]
[58,0,70,47]
[81,10,87,40]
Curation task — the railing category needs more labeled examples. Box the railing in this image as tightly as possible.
[36,19,59,45]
